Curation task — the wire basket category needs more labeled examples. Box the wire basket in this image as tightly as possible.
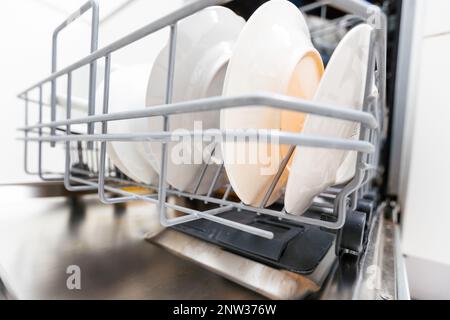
[18,0,387,240]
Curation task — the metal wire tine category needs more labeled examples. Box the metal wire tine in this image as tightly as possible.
[221,184,233,207]
[108,156,113,176]
[50,52,57,147]
[158,23,177,226]
[49,4,100,147]
[23,92,33,174]
[167,202,268,237]
[342,29,380,221]
[161,185,357,230]
[193,144,217,195]
[332,29,380,237]
[300,0,330,13]
[64,72,96,191]
[312,197,335,208]
[326,186,342,194]
[21,97,51,108]
[165,24,177,104]
[98,151,133,204]
[49,1,100,150]
[164,202,222,218]
[82,142,88,166]
[310,15,363,39]
[18,130,376,155]
[319,192,337,200]
[70,144,76,165]
[377,11,388,129]
[20,94,379,132]
[310,206,334,216]
[38,85,46,180]
[320,4,327,18]
[76,175,156,204]
[88,147,94,172]
[64,72,72,187]
[350,190,358,210]
[98,54,132,203]
[108,175,159,193]
[87,2,100,150]
[206,163,224,201]
[101,54,111,125]
[99,54,116,200]
[259,145,296,208]
[94,141,99,174]
[163,202,273,239]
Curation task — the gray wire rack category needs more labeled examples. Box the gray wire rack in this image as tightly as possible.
[18,0,387,240]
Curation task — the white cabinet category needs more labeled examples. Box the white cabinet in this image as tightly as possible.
[423,0,450,36]
[402,34,450,265]
[400,32,450,299]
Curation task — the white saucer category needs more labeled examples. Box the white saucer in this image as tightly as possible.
[285,24,373,215]
[142,6,245,194]
[221,0,324,207]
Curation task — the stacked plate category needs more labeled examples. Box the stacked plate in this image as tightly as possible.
[102,0,374,217]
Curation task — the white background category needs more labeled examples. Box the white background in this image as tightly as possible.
[0,0,184,183]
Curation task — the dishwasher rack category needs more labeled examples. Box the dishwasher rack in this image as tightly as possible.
[18,0,387,251]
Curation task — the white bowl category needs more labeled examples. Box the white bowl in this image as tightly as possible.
[285,23,373,215]
[221,0,324,207]
[142,6,245,194]
[97,65,159,185]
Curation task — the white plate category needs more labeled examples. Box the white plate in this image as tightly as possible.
[335,85,378,185]
[285,24,373,215]
[142,6,245,194]
[106,143,135,180]
[97,65,159,184]
[221,0,324,207]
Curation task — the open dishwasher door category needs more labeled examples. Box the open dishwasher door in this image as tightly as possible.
[0,183,401,300]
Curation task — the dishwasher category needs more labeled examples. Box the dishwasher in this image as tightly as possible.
[7,0,408,300]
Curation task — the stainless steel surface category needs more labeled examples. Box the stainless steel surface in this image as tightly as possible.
[394,224,411,300]
[152,229,336,300]
[353,206,395,300]
[0,184,401,300]
[319,204,401,300]
[0,184,263,300]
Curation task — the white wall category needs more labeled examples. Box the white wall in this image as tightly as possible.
[398,0,450,300]
[0,0,184,184]
[0,0,88,183]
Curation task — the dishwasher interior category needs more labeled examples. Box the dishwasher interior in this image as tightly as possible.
[15,0,406,300]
